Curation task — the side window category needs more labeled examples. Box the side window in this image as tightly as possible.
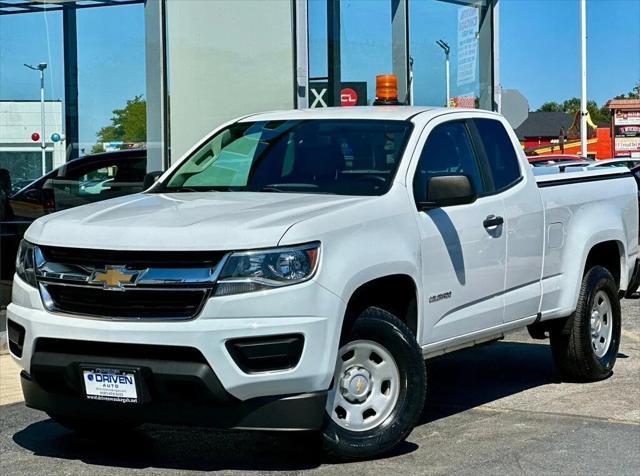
[104,158,146,198]
[472,119,521,192]
[413,121,484,204]
[42,157,145,212]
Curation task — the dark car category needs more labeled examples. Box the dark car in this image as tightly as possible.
[10,178,36,196]
[0,149,147,289]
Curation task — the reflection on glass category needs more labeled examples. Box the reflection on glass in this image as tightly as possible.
[410,0,489,108]
[309,0,392,107]
[77,4,146,156]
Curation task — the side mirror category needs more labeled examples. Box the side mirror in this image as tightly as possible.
[419,175,476,210]
[23,188,43,202]
[143,171,163,190]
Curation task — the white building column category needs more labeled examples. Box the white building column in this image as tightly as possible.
[144,0,168,172]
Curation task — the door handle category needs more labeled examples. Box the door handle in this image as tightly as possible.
[483,215,504,228]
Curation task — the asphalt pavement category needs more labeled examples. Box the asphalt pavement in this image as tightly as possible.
[1,300,639,475]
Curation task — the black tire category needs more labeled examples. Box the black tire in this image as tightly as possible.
[550,266,621,382]
[322,307,426,460]
[48,414,140,436]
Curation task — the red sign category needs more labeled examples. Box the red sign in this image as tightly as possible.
[450,96,476,108]
[341,88,358,107]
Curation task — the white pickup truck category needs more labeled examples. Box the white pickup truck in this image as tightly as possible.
[7,106,639,459]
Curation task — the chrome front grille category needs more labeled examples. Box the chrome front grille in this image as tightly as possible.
[35,245,229,320]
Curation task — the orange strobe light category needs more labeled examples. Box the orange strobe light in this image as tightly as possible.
[374,74,401,105]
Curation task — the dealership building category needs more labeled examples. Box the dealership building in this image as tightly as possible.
[0,100,66,181]
[0,0,500,173]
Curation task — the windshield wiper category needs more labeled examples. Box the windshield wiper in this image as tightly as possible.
[260,186,286,193]
[259,183,330,194]
[164,186,232,193]
[166,187,199,193]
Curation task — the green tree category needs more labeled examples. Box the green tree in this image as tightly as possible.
[560,98,581,114]
[537,97,610,124]
[538,101,562,112]
[92,95,146,153]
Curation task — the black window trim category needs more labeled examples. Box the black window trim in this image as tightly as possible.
[468,117,524,196]
[411,118,490,207]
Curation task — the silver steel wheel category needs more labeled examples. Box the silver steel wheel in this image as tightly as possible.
[590,290,613,358]
[326,339,400,432]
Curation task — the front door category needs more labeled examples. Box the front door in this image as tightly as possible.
[409,117,507,345]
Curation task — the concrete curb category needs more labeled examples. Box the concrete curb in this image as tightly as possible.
[0,309,7,355]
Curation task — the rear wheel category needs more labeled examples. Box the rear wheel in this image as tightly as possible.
[550,266,621,381]
[322,307,426,460]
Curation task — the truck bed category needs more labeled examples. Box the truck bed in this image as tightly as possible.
[534,166,639,319]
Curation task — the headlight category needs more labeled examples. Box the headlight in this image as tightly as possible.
[15,240,37,287]
[214,242,320,296]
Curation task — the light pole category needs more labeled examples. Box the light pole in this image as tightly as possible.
[436,40,450,107]
[24,62,48,176]
[579,0,587,157]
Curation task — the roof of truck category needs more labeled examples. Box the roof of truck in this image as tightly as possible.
[238,106,492,122]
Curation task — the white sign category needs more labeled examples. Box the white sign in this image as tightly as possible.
[457,6,479,87]
[615,137,640,152]
[103,141,124,152]
[614,111,640,126]
[83,369,138,403]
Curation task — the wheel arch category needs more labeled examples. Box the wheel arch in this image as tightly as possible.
[340,274,420,343]
[567,235,627,314]
[583,240,625,289]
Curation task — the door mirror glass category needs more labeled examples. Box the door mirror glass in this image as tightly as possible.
[420,175,476,210]
[143,171,163,190]
[23,188,43,203]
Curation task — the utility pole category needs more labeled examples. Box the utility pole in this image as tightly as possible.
[436,40,450,107]
[580,0,587,157]
[25,62,48,175]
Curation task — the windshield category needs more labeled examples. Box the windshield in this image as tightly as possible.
[159,119,413,196]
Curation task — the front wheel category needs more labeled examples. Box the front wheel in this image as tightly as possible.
[322,307,426,460]
[550,266,621,381]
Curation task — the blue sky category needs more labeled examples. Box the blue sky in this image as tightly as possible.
[1,0,638,147]
[500,0,640,108]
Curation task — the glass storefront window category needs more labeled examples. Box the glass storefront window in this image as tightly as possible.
[410,0,492,109]
[309,0,393,107]
[309,0,493,110]
[77,3,146,156]
[0,151,53,184]
[0,1,146,177]
[0,10,65,177]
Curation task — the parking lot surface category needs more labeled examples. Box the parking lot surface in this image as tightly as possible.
[1,300,639,475]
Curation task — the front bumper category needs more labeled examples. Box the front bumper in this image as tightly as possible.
[8,275,345,402]
[21,371,327,431]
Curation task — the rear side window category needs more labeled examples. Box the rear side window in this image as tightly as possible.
[42,157,146,212]
[472,119,521,192]
[413,121,485,203]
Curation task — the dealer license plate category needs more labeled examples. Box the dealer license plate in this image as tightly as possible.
[82,368,139,403]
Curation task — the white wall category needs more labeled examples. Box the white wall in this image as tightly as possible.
[165,0,295,161]
[0,101,66,169]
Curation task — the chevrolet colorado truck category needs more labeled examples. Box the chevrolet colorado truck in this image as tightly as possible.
[7,107,639,459]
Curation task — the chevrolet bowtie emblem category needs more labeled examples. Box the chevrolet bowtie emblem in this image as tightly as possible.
[91,266,138,290]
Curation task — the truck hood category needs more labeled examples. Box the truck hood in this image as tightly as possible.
[25,192,371,250]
